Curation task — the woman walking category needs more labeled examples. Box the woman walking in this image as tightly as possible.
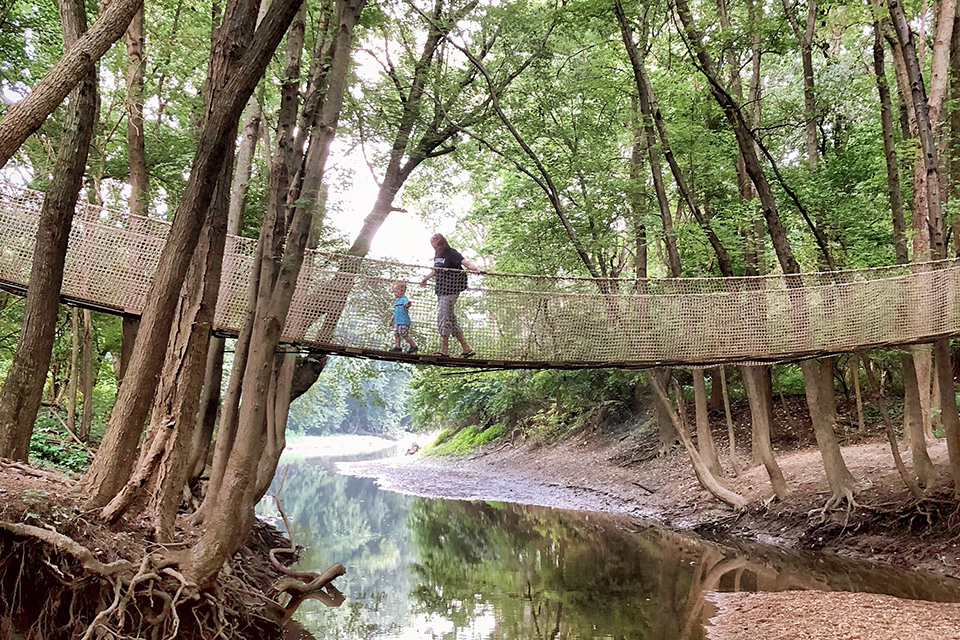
[419,233,483,356]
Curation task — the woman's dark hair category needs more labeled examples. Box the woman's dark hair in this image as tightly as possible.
[431,233,451,256]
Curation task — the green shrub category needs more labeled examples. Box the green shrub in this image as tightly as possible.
[29,413,89,472]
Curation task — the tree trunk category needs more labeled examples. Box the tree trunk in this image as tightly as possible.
[781,0,819,167]
[950,12,960,254]
[80,309,93,442]
[719,366,741,475]
[888,0,947,259]
[872,18,909,263]
[647,376,747,509]
[800,359,858,501]
[119,317,139,384]
[182,0,364,588]
[934,338,960,494]
[68,308,79,436]
[126,6,148,217]
[0,0,143,169]
[650,369,679,452]
[818,356,838,430]
[902,350,937,486]
[0,0,97,459]
[740,365,790,499]
[692,369,722,477]
[190,99,260,485]
[79,0,306,509]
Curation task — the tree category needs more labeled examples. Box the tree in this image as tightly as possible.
[0,0,98,460]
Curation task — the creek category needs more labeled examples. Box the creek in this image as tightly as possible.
[258,437,960,639]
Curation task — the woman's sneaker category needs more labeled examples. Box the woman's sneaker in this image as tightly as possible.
[390,347,402,352]
[407,345,419,354]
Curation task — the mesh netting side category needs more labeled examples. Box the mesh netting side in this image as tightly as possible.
[1,186,959,367]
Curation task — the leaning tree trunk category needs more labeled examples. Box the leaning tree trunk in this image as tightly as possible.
[934,338,960,495]
[800,359,857,503]
[0,0,97,460]
[79,0,307,509]
[0,0,143,169]
[647,375,747,509]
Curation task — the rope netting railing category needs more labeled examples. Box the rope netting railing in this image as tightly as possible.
[0,185,958,368]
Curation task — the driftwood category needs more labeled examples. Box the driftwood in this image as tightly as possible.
[0,520,134,578]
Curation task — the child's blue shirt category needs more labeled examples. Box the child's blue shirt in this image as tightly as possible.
[394,296,412,325]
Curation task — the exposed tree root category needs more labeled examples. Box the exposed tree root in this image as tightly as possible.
[807,490,861,525]
[0,520,285,639]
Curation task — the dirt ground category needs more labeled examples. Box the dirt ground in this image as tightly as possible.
[338,397,960,640]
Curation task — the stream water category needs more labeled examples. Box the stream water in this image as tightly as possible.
[258,438,960,640]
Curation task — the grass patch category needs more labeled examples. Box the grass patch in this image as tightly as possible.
[423,423,507,456]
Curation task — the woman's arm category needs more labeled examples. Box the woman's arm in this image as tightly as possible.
[419,269,435,286]
[461,259,483,274]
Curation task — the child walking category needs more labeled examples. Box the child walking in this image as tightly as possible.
[390,281,419,353]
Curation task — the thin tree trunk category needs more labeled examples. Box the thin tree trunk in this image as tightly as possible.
[851,359,866,432]
[861,352,924,500]
[872,17,909,263]
[68,308,79,437]
[693,368,722,477]
[651,369,679,452]
[119,317,138,385]
[0,0,97,459]
[126,6,148,217]
[934,338,960,494]
[720,366,742,476]
[80,309,93,441]
[902,350,937,486]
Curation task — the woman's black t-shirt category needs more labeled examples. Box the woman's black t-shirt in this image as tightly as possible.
[434,247,468,295]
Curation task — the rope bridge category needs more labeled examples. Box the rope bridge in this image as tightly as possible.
[0,185,957,369]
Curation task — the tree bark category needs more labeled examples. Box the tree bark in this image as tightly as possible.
[800,359,858,501]
[872,17,909,264]
[934,338,960,494]
[901,349,937,486]
[79,0,307,509]
[782,0,819,167]
[0,0,143,169]
[0,0,97,459]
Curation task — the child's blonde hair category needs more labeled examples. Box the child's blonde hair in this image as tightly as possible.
[392,280,407,294]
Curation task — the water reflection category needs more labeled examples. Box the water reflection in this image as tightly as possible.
[258,446,960,640]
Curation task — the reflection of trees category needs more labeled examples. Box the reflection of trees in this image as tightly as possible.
[408,500,690,639]
[257,460,960,639]
[256,462,416,639]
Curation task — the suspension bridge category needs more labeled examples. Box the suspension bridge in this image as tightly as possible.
[0,186,956,369]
